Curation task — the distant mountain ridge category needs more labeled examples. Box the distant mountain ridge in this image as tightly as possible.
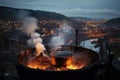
[104,17,120,26]
[70,17,91,21]
[0,6,70,21]
[70,17,105,21]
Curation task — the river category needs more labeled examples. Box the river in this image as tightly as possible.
[80,38,100,52]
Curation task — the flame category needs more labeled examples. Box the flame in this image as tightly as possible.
[51,57,56,66]
[67,64,85,70]
[66,64,79,70]
[27,56,51,70]
[66,57,72,66]
[26,55,86,71]
[27,62,48,70]
[19,48,87,71]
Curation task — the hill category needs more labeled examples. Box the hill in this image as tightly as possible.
[0,6,70,21]
[104,17,120,26]
[70,17,105,21]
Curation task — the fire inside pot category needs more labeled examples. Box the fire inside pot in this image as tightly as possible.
[16,46,100,80]
[17,46,99,71]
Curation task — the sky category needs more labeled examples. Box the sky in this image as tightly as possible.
[0,0,120,19]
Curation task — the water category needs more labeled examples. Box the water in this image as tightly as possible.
[80,38,100,52]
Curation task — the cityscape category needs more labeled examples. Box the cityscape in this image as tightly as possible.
[0,3,120,80]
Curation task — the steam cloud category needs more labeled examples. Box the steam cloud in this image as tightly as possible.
[49,21,74,50]
[19,11,46,56]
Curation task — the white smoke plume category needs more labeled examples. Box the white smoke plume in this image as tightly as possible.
[22,17,38,36]
[49,21,74,50]
[19,12,46,56]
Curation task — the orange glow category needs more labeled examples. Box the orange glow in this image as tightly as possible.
[25,54,86,71]
[67,63,85,70]
[51,56,72,66]
[67,64,79,70]
[66,57,72,66]
[27,62,48,70]
[26,56,51,70]
[51,57,56,66]
[18,48,87,71]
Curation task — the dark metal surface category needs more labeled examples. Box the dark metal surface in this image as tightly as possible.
[51,51,72,67]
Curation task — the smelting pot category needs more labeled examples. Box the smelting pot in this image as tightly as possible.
[15,45,101,80]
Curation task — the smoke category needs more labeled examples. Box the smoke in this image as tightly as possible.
[22,17,38,36]
[49,21,74,50]
[19,11,46,56]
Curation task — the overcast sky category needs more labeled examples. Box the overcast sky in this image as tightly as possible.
[0,0,120,19]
